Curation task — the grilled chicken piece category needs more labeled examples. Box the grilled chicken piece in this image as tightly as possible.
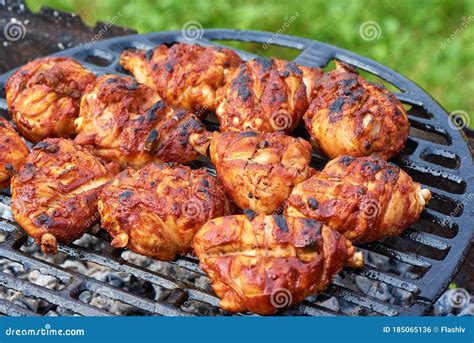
[304,62,409,160]
[0,118,29,189]
[11,139,116,254]
[120,43,242,113]
[195,131,315,214]
[215,57,322,133]
[6,57,96,142]
[285,155,431,243]
[194,213,363,315]
[98,163,231,261]
[74,75,207,170]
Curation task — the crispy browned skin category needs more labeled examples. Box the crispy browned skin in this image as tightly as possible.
[0,118,29,189]
[215,57,322,133]
[206,131,315,214]
[120,43,242,113]
[304,62,409,160]
[11,138,116,254]
[74,75,207,170]
[194,213,363,315]
[6,57,96,142]
[98,163,232,261]
[285,155,432,243]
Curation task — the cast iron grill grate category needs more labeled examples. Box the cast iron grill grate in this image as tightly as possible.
[0,29,472,316]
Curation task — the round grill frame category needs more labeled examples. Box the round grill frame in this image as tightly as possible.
[0,29,472,317]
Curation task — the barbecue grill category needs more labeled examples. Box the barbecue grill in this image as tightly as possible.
[0,19,472,316]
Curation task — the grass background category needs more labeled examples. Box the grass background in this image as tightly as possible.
[26,0,473,128]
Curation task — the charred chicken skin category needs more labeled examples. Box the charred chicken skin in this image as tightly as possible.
[198,131,315,214]
[120,43,242,113]
[304,61,409,160]
[98,163,232,261]
[194,213,363,315]
[11,138,116,254]
[74,75,207,170]
[6,57,96,142]
[215,57,322,133]
[0,117,29,189]
[284,155,431,243]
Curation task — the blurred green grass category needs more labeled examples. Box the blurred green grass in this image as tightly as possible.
[27,0,474,128]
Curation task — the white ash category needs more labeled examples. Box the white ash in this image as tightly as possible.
[433,288,474,316]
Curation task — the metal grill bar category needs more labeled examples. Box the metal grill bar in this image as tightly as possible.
[324,285,400,316]
[351,266,419,293]
[0,298,41,316]
[360,243,434,268]
[0,29,472,317]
